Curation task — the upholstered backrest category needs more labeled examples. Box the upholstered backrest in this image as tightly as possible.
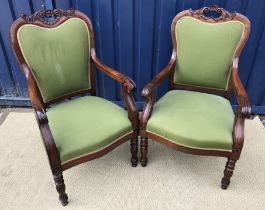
[17,18,90,103]
[174,16,244,90]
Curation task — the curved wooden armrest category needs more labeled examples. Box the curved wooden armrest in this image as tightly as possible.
[232,58,251,118]
[26,64,61,170]
[91,49,138,133]
[20,62,62,171]
[140,51,176,132]
[91,49,135,93]
[231,58,250,158]
[141,51,176,99]
[35,109,62,171]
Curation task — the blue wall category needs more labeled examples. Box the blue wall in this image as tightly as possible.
[1,0,265,113]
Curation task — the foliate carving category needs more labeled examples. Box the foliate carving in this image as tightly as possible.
[190,5,236,21]
[21,8,75,25]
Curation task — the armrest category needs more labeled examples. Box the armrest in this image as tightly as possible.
[24,66,61,170]
[140,51,176,132]
[231,58,251,157]
[91,49,135,93]
[90,49,138,134]
[231,58,251,118]
[141,51,176,99]
[35,108,62,171]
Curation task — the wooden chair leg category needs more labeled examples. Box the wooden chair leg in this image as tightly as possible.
[53,172,68,206]
[221,158,237,189]
[140,137,148,167]
[130,137,138,167]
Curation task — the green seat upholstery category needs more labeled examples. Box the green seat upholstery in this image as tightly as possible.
[46,96,133,164]
[174,16,244,89]
[17,18,90,102]
[146,90,234,151]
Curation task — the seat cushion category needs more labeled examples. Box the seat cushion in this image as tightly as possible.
[146,90,234,151]
[46,96,133,164]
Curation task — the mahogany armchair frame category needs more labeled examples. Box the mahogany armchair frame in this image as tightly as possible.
[10,9,139,206]
[139,5,251,189]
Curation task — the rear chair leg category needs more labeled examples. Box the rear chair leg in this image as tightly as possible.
[130,137,138,167]
[221,158,237,189]
[140,137,148,167]
[53,172,68,206]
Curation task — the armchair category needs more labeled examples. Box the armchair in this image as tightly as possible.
[10,9,138,205]
[140,5,251,189]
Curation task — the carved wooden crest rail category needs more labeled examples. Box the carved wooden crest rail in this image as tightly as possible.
[21,8,75,24]
[190,5,236,21]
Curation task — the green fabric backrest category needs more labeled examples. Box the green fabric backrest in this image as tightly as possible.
[174,16,244,89]
[17,18,90,102]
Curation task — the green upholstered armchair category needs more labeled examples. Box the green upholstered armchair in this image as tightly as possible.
[10,9,138,205]
[139,6,251,189]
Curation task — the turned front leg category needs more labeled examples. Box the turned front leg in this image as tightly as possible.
[221,158,237,189]
[140,137,148,167]
[53,172,68,206]
[130,137,138,167]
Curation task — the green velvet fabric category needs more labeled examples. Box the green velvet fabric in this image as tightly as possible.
[46,96,133,163]
[147,90,234,151]
[18,18,90,102]
[174,16,243,89]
